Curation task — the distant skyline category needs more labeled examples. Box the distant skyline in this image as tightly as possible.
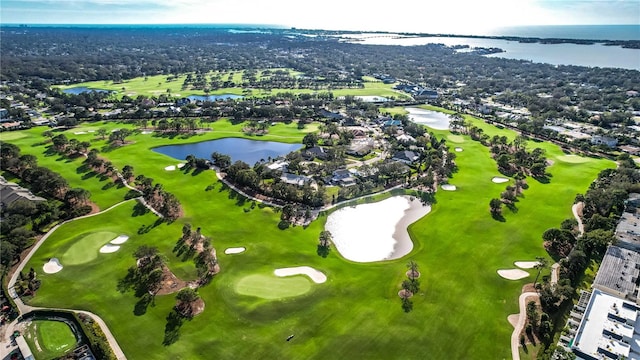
[2,0,639,35]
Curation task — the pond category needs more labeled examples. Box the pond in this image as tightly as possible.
[187,94,243,101]
[62,87,112,95]
[405,107,451,130]
[324,196,431,262]
[152,138,302,165]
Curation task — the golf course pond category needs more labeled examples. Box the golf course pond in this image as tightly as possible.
[406,107,451,130]
[62,87,112,95]
[325,196,431,262]
[187,94,243,101]
[153,138,302,165]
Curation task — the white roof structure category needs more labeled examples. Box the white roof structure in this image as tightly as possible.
[572,289,640,360]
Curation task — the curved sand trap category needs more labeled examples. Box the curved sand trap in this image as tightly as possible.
[441,184,457,191]
[325,196,431,262]
[177,163,186,169]
[515,261,540,269]
[43,258,63,274]
[224,247,246,255]
[492,176,509,184]
[164,165,176,171]
[497,269,529,280]
[110,235,129,245]
[99,244,120,253]
[274,266,327,284]
[454,147,463,152]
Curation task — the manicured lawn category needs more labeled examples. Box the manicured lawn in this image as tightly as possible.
[62,231,117,265]
[25,320,77,359]
[10,107,615,359]
[235,274,312,299]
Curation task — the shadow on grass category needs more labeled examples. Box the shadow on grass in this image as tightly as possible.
[163,309,185,346]
[132,202,150,217]
[133,293,154,316]
[491,212,506,222]
[317,245,330,258]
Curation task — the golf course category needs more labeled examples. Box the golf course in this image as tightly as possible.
[2,105,614,359]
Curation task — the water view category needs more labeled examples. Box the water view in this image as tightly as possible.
[340,34,640,70]
[187,94,243,102]
[325,196,431,262]
[406,107,451,130]
[153,137,302,165]
[62,87,112,95]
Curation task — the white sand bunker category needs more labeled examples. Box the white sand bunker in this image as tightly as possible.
[224,247,246,255]
[497,269,529,280]
[492,176,509,184]
[99,244,120,253]
[141,130,153,134]
[515,261,540,269]
[455,147,463,152]
[43,258,63,274]
[274,266,327,284]
[74,131,87,135]
[164,165,176,171]
[441,184,457,191]
[110,235,129,245]
[177,163,185,169]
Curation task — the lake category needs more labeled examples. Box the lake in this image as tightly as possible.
[152,138,302,165]
[340,34,640,70]
[187,94,243,102]
[62,87,112,95]
[406,107,451,130]
[325,196,431,262]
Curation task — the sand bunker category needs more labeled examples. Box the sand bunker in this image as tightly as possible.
[110,235,129,245]
[99,244,120,253]
[515,261,540,269]
[224,247,246,255]
[177,163,185,169]
[74,131,87,135]
[164,165,176,171]
[454,147,463,152]
[441,184,457,191]
[274,266,327,284]
[492,176,509,184]
[43,258,63,274]
[141,130,153,135]
[497,269,529,280]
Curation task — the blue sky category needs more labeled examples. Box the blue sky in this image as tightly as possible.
[2,0,639,34]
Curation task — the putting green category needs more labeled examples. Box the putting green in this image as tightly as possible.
[62,231,117,265]
[235,274,312,299]
[447,134,465,143]
[29,320,77,357]
[556,155,590,163]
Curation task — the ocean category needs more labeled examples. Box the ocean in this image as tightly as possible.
[486,25,639,41]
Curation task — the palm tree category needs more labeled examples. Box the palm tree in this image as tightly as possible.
[533,256,549,289]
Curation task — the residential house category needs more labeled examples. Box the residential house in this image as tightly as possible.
[591,135,618,148]
[280,173,311,186]
[303,146,328,160]
[0,177,46,209]
[332,169,356,187]
[392,150,419,164]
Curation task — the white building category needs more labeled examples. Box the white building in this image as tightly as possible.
[571,289,640,359]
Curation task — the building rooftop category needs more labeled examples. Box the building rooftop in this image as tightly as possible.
[593,246,640,301]
[572,289,640,360]
[615,210,640,251]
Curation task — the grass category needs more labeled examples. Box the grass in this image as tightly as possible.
[55,70,410,100]
[9,107,615,359]
[61,231,117,266]
[235,274,312,299]
[25,320,77,360]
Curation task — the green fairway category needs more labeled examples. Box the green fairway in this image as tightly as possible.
[10,106,615,359]
[25,320,77,359]
[235,274,312,299]
[62,231,117,265]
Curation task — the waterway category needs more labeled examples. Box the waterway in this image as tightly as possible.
[325,196,431,263]
[152,137,302,165]
[340,34,640,70]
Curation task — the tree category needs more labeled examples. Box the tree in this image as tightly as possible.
[175,288,200,318]
[533,256,548,289]
[211,152,231,170]
[489,198,503,217]
[97,128,108,140]
[121,165,134,181]
[109,128,132,145]
[302,133,319,148]
[407,260,419,279]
